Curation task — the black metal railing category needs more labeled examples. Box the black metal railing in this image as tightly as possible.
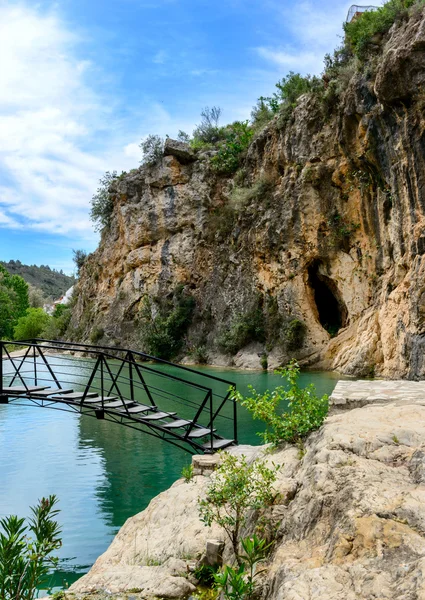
[0,339,238,454]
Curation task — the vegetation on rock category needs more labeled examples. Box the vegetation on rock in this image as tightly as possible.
[199,453,277,563]
[139,286,195,360]
[344,0,419,59]
[214,535,271,600]
[90,171,118,231]
[232,360,329,445]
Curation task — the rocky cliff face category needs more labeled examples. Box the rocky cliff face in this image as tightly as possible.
[73,6,425,378]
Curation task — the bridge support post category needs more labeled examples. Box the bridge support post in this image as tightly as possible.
[95,409,104,420]
[0,395,8,404]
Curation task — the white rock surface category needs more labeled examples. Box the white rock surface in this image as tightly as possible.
[65,399,425,599]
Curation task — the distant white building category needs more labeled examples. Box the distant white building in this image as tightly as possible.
[54,286,74,307]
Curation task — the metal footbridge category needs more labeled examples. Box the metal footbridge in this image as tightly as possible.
[0,339,238,454]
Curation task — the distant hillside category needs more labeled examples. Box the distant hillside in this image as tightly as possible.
[1,260,76,299]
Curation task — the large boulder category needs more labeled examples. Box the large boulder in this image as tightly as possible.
[163,138,196,164]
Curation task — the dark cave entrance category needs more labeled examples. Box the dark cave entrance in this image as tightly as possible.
[308,261,347,337]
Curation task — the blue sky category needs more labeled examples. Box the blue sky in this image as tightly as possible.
[0,0,352,274]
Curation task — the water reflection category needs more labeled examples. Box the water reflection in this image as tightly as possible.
[0,357,341,591]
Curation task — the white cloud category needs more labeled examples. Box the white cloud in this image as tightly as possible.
[256,0,351,75]
[153,50,167,64]
[0,2,155,244]
[256,48,323,74]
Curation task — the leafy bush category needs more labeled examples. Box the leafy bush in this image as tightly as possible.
[140,134,164,166]
[189,344,209,364]
[193,106,224,144]
[40,318,60,341]
[181,464,194,483]
[232,360,329,446]
[211,121,253,174]
[177,130,191,143]
[28,285,46,309]
[72,249,87,275]
[194,564,218,586]
[90,326,104,344]
[0,285,18,339]
[251,97,276,130]
[344,0,417,59]
[13,308,50,341]
[43,304,73,339]
[214,535,271,600]
[199,453,277,562]
[231,176,275,209]
[217,305,265,355]
[284,319,306,351]
[90,171,117,231]
[0,495,61,600]
[327,212,360,250]
[0,265,30,339]
[252,72,322,129]
[139,286,195,359]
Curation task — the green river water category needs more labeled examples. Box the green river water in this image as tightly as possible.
[0,356,341,593]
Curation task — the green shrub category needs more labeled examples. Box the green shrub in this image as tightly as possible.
[189,344,209,364]
[232,360,329,446]
[217,306,265,355]
[194,564,218,586]
[177,130,191,143]
[252,72,322,129]
[40,318,60,341]
[90,171,117,231]
[260,354,268,370]
[181,464,194,483]
[140,134,164,166]
[284,319,306,352]
[214,535,271,600]
[139,287,195,359]
[327,212,360,250]
[231,175,275,209]
[344,0,418,59]
[211,121,253,174]
[0,495,61,600]
[192,106,225,145]
[0,265,29,339]
[28,285,46,309]
[90,326,104,344]
[13,308,51,341]
[199,453,277,562]
[72,249,87,275]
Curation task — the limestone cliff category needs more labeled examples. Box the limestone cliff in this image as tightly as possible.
[73,6,425,378]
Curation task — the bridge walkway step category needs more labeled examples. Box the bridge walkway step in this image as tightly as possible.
[2,385,235,449]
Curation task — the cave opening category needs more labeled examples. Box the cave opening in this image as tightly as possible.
[308,261,347,337]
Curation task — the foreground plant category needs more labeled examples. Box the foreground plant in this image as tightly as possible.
[0,495,62,600]
[232,360,328,446]
[213,535,271,600]
[198,454,277,563]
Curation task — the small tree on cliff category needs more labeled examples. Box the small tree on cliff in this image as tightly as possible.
[90,171,117,231]
[198,454,278,564]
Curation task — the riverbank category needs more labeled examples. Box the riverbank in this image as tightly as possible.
[57,389,425,599]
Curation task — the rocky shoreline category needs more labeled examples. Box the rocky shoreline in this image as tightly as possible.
[52,389,425,600]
